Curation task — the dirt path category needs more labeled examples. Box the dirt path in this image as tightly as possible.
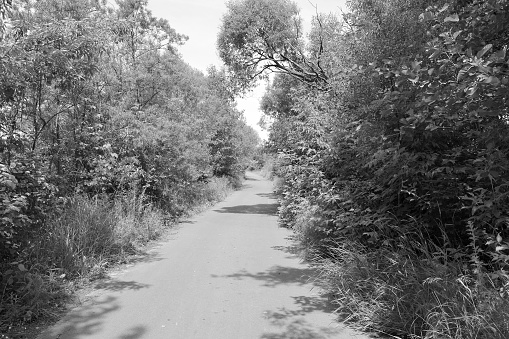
[37,172,370,339]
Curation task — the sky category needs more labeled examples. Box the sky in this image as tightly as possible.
[146,0,346,140]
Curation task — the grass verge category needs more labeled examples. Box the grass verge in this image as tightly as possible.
[311,237,509,339]
[0,176,235,337]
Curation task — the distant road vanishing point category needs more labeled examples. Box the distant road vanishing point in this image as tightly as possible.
[38,171,371,339]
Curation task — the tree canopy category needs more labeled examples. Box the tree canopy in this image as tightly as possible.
[218,0,328,90]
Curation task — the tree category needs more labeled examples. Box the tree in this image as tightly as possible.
[0,0,11,41]
[218,0,328,90]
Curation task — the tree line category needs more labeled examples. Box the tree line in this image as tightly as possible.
[0,0,259,330]
[219,0,509,337]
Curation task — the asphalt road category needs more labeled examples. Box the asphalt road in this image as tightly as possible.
[37,172,371,339]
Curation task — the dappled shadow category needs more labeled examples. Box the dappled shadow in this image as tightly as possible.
[37,296,141,339]
[38,296,149,339]
[264,296,335,322]
[271,235,312,260]
[260,319,347,339]
[37,280,150,339]
[256,192,277,199]
[94,280,150,292]
[271,244,303,257]
[261,297,363,339]
[261,296,376,339]
[211,265,316,287]
[179,220,196,224]
[118,325,147,339]
[213,203,278,215]
[123,250,165,265]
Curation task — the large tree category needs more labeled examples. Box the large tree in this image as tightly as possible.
[218,0,328,90]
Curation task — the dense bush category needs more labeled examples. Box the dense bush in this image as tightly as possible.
[0,0,259,331]
[220,0,509,337]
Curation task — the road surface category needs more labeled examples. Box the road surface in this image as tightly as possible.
[38,172,370,339]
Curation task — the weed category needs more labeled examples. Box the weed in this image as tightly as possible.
[1,176,236,332]
[317,238,509,339]
[260,155,276,179]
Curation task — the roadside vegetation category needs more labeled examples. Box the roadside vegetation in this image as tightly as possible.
[0,0,259,334]
[219,0,509,338]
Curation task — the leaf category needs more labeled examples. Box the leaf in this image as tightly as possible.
[466,85,478,97]
[444,14,459,22]
[476,44,493,58]
[411,61,421,71]
[488,49,507,65]
[478,110,500,117]
[485,76,501,86]
[419,11,435,22]
[438,4,449,13]
[429,49,441,59]
[457,66,471,82]
[2,179,16,190]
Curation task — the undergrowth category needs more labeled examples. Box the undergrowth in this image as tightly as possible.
[302,224,509,339]
[260,155,276,180]
[0,176,235,334]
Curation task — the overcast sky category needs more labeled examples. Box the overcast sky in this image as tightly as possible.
[146,0,346,140]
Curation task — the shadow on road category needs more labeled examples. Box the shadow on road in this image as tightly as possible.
[38,280,151,339]
[271,235,311,261]
[38,296,147,339]
[261,296,354,339]
[118,325,147,339]
[211,265,316,287]
[256,192,278,199]
[122,250,166,266]
[271,243,304,257]
[179,220,196,224]
[260,318,347,339]
[94,279,150,292]
[265,296,335,320]
[213,203,278,215]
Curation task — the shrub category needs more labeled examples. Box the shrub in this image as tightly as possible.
[37,195,119,277]
[202,176,233,202]
[260,154,276,179]
[0,264,68,328]
[113,188,166,248]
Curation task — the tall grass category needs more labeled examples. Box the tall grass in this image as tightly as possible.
[1,177,235,331]
[38,178,233,278]
[202,176,233,202]
[281,185,509,339]
[260,155,276,179]
[113,188,166,249]
[315,237,509,339]
[35,190,166,278]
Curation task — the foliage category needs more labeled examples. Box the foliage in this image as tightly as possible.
[319,239,509,339]
[222,0,509,336]
[1,0,259,330]
[218,0,328,90]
